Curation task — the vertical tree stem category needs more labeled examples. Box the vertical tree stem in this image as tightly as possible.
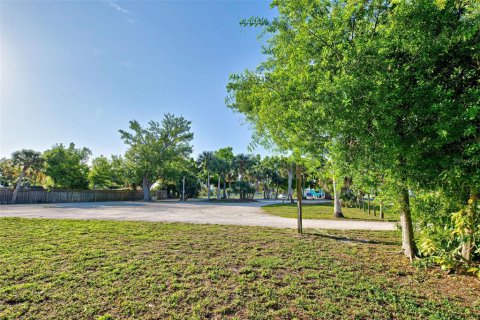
[296,164,303,234]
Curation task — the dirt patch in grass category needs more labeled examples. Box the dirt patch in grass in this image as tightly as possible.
[0,218,478,319]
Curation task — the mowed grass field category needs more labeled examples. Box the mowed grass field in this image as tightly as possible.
[1,218,479,319]
[263,202,398,221]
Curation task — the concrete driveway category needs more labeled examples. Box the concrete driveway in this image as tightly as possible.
[0,199,396,231]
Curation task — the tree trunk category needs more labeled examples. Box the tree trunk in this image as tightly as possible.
[399,186,416,261]
[182,176,185,201]
[368,194,371,215]
[223,180,227,199]
[301,175,305,198]
[217,178,221,200]
[207,172,211,200]
[142,176,152,201]
[296,164,303,234]
[333,177,344,218]
[11,170,26,204]
[461,191,477,263]
[380,201,384,219]
[228,181,231,199]
[288,170,294,204]
[275,185,279,200]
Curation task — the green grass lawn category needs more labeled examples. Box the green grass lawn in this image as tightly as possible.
[263,201,398,221]
[1,218,479,319]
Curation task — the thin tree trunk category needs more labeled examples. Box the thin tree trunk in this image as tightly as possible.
[368,193,371,215]
[333,177,344,218]
[228,181,231,199]
[217,178,221,200]
[142,176,151,201]
[223,180,227,199]
[288,170,294,204]
[301,175,305,198]
[296,164,303,234]
[461,191,477,263]
[207,172,211,200]
[380,201,384,219]
[275,185,279,200]
[399,186,416,261]
[11,170,26,204]
[182,176,185,201]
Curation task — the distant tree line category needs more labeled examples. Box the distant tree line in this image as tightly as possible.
[1,114,327,205]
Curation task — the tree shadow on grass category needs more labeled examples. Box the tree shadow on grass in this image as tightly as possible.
[304,231,400,246]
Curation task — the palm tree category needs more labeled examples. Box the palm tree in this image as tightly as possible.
[234,154,253,181]
[212,158,227,200]
[225,166,237,199]
[248,162,265,198]
[197,151,214,200]
[11,149,43,204]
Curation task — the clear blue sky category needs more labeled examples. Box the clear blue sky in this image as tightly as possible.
[0,0,277,159]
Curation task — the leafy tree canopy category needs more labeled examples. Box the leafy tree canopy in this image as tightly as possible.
[43,143,91,189]
[119,114,194,200]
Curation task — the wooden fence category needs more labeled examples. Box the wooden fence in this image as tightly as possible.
[0,189,148,204]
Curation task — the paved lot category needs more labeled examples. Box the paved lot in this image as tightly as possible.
[0,200,396,231]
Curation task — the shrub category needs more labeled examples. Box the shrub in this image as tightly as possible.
[411,190,479,276]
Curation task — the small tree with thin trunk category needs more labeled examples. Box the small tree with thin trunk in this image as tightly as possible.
[197,151,215,200]
[10,149,43,204]
[212,157,228,200]
[215,147,235,199]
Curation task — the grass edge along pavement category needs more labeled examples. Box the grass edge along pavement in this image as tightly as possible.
[262,201,398,222]
[1,217,479,319]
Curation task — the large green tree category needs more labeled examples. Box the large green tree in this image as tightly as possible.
[227,0,479,261]
[88,155,126,189]
[119,114,193,201]
[44,143,90,190]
